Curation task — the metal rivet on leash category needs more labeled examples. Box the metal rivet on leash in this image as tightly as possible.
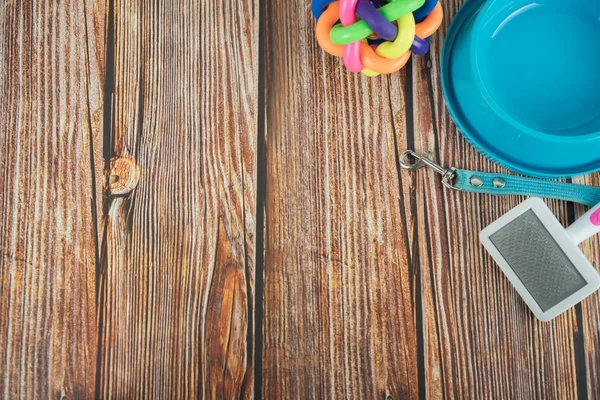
[470,176,483,187]
[493,177,507,188]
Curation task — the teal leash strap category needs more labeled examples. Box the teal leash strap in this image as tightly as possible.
[454,169,600,207]
[399,150,600,207]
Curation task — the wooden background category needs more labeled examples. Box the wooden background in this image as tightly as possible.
[1,0,599,398]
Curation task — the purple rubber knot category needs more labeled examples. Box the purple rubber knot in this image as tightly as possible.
[355,0,398,41]
[410,36,429,55]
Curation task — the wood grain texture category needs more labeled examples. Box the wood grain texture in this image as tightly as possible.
[96,0,258,398]
[574,172,600,399]
[262,0,600,399]
[262,2,419,399]
[1,0,599,398]
[0,0,105,398]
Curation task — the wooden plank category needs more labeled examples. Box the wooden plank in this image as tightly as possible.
[96,0,259,398]
[404,0,599,398]
[262,2,419,398]
[574,173,600,398]
[0,0,105,398]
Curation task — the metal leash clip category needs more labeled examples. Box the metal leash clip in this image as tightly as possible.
[399,150,461,191]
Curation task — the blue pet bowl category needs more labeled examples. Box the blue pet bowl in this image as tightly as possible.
[441,0,600,177]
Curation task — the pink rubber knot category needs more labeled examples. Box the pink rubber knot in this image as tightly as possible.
[339,0,364,72]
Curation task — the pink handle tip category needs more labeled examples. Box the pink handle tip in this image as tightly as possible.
[590,208,600,226]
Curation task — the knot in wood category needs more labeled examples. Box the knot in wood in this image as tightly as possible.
[109,155,140,196]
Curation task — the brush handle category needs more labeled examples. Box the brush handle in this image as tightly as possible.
[566,203,600,244]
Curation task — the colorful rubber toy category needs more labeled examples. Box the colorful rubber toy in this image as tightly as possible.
[313,0,443,76]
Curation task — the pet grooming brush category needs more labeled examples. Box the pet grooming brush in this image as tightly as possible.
[480,198,600,321]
